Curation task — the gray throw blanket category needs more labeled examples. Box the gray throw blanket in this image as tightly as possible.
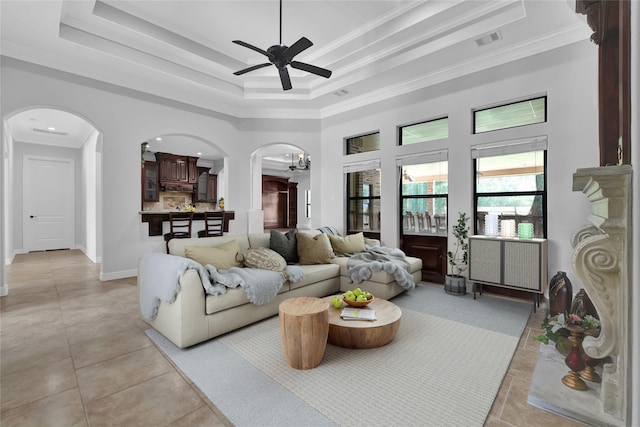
[205,265,305,305]
[139,253,305,320]
[347,247,415,291]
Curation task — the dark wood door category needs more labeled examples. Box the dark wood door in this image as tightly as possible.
[262,175,289,229]
[401,234,447,284]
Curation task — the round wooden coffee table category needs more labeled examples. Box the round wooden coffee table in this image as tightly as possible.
[323,297,402,349]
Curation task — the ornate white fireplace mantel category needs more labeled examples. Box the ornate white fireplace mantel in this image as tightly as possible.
[572,165,632,424]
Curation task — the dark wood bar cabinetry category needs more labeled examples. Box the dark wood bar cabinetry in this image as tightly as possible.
[141,211,234,236]
[141,161,159,202]
[155,152,198,192]
[195,167,218,203]
[401,234,447,283]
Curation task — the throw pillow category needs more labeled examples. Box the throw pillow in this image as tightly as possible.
[238,247,287,272]
[270,229,299,263]
[296,232,335,265]
[184,240,242,270]
[328,232,366,256]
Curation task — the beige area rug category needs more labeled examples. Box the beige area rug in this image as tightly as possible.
[221,310,517,426]
[147,287,530,426]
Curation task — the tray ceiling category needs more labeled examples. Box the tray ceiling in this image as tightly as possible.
[1,0,590,120]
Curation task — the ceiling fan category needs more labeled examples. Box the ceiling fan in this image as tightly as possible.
[232,0,332,91]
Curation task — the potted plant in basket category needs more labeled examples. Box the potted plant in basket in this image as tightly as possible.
[445,212,470,295]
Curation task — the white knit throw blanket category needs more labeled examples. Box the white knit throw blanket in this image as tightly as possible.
[346,247,415,290]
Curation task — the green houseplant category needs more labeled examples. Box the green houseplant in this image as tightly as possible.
[445,212,470,295]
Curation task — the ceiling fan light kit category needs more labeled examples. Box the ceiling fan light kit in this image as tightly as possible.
[232,0,332,91]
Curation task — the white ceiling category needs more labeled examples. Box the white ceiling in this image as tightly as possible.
[1,0,589,161]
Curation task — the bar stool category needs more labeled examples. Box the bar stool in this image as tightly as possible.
[164,211,193,253]
[198,211,224,238]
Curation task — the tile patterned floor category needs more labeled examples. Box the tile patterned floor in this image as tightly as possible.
[1,249,584,426]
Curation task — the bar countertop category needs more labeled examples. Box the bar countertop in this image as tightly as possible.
[140,211,235,236]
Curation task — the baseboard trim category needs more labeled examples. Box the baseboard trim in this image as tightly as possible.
[100,269,137,282]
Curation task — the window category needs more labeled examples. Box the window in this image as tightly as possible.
[472,139,547,238]
[345,160,381,235]
[399,151,448,236]
[473,96,546,134]
[399,117,448,145]
[346,132,380,155]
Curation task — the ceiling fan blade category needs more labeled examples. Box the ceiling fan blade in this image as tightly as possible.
[278,67,292,90]
[290,61,332,79]
[233,63,272,76]
[232,40,271,57]
[283,37,313,62]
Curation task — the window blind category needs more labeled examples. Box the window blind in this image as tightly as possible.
[396,149,448,166]
[343,159,381,173]
[471,136,548,159]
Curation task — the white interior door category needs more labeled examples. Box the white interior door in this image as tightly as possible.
[23,156,74,251]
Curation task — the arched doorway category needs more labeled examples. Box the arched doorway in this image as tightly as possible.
[2,107,102,295]
[251,144,311,232]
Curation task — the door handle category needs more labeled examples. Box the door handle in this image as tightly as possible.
[29,215,36,219]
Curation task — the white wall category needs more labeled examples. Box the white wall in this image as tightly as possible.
[0,58,320,280]
[81,129,100,262]
[1,39,599,285]
[319,39,599,285]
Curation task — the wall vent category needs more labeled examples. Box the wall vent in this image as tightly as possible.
[475,31,502,47]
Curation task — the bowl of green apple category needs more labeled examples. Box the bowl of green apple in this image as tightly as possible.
[342,288,375,307]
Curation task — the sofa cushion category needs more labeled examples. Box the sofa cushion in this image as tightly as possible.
[169,235,250,257]
[288,264,340,290]
[205,283,290,315]
[238,247,287,271]
[296,232,335,265]
[328,232,366,256]
[270,229,299,263]
[184,240,242,270]
[248,233,271,249]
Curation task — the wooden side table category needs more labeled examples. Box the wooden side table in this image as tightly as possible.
[279,297,329,369]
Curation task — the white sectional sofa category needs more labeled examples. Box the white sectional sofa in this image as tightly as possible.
[138,230,422,348]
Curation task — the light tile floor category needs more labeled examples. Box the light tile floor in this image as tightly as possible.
[1,250,585,426]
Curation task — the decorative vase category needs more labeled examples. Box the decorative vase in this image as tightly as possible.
[561,325,588,391]
[571,289,599,319]
[549,271,572,316]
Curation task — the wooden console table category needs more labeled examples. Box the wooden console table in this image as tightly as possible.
[140,211,234,236]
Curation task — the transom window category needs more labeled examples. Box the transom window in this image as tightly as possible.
[473,96,546,134]
[346,132,380,155]
[399,117,448,145]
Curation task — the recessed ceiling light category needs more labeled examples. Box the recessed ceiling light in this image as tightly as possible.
[155,137,162,141]
[47,126,56,131]
[197,152,202,156]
